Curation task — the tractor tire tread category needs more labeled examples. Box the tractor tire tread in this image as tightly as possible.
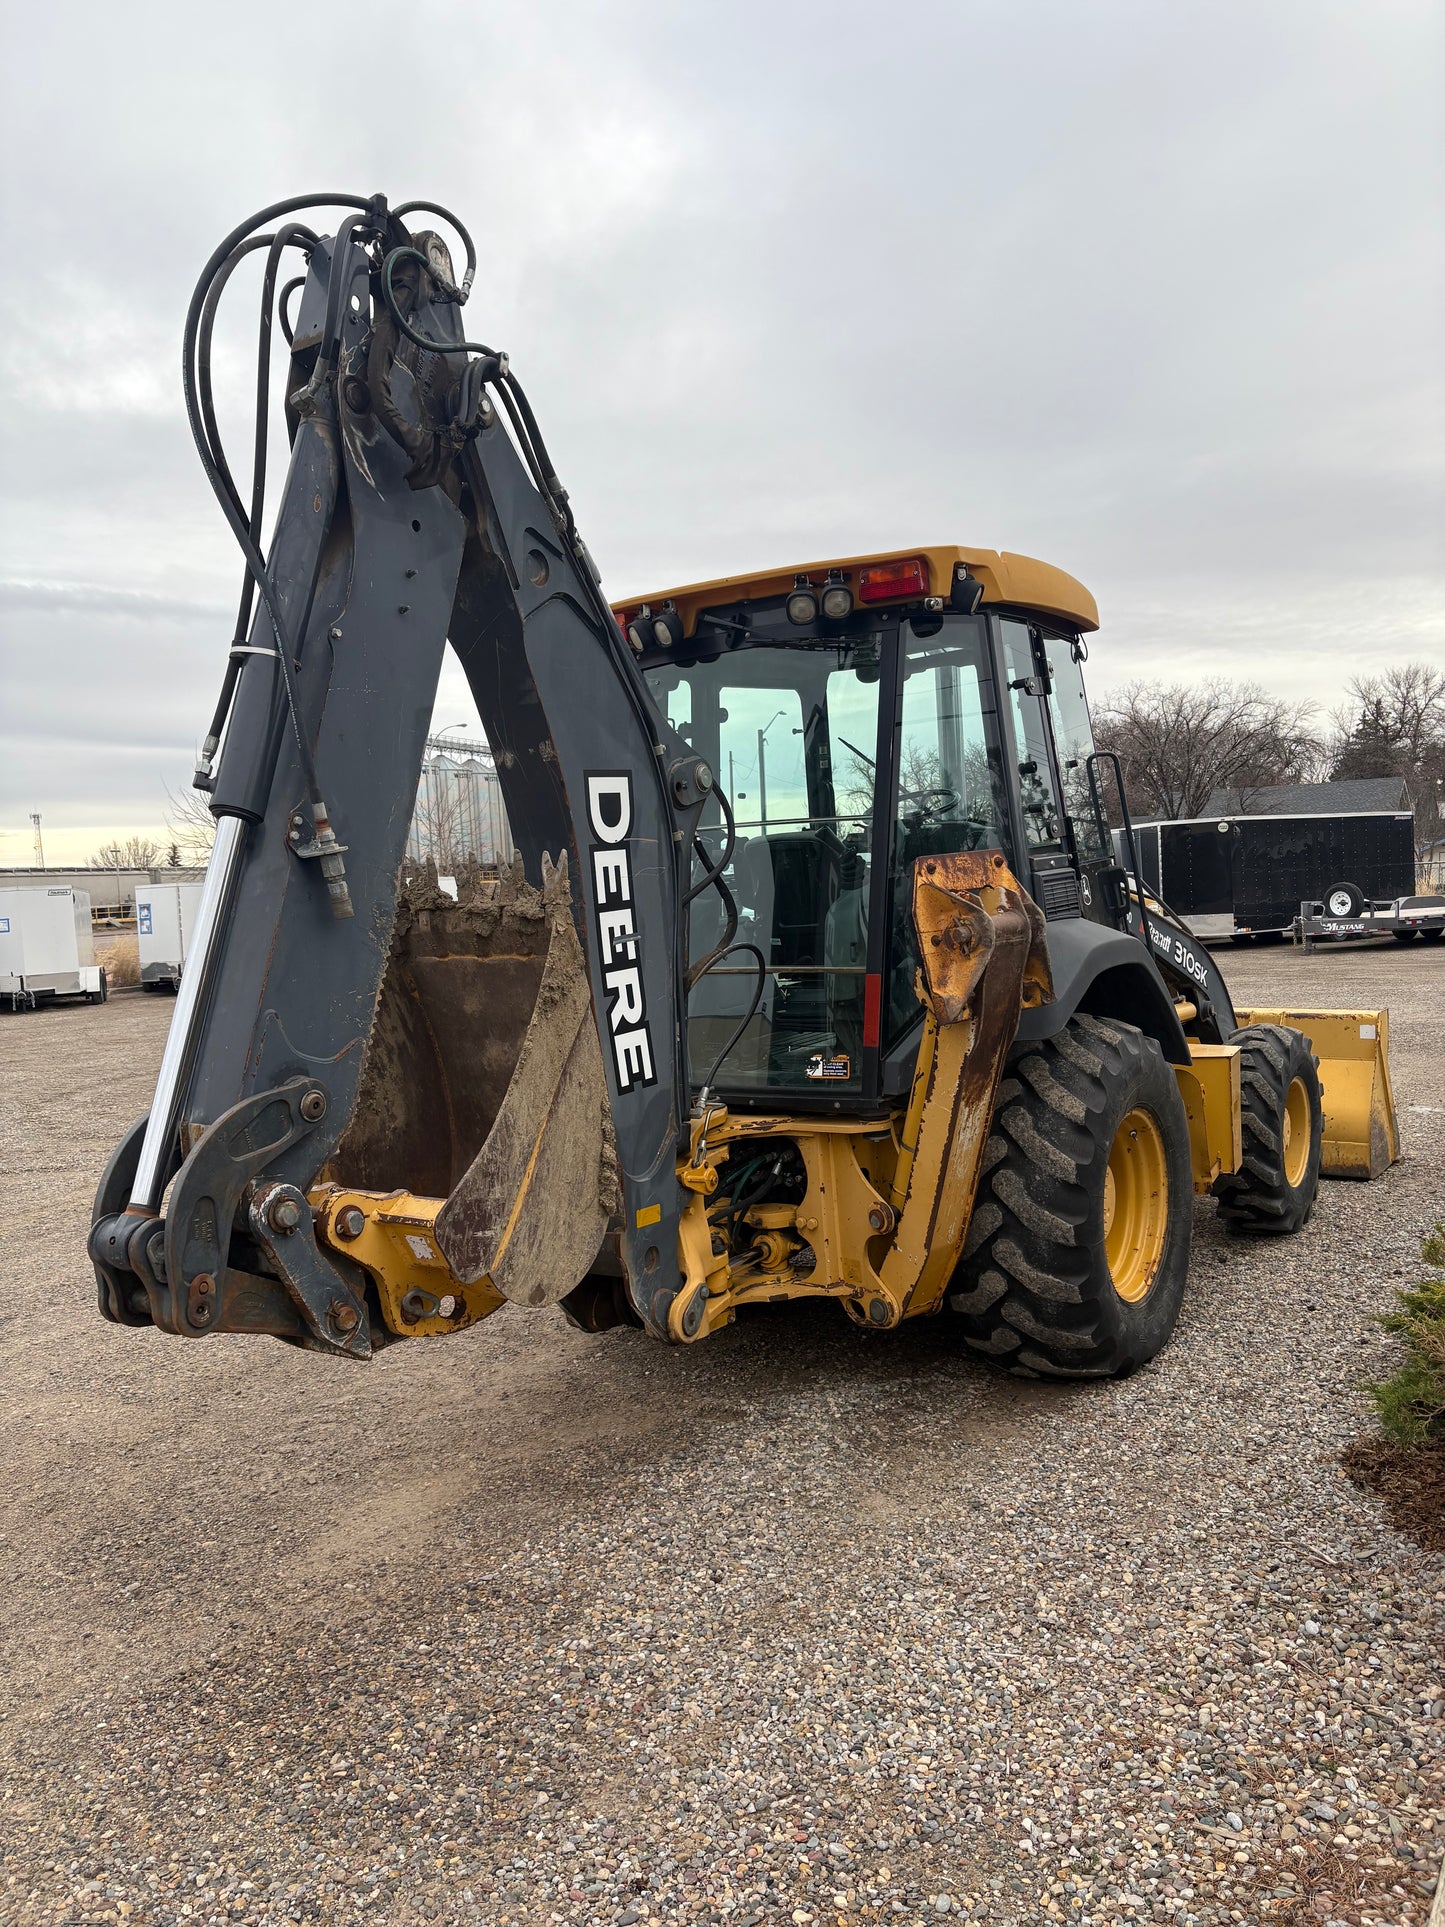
[1212,1024,1322,1236]
[949,1016,1192,1379]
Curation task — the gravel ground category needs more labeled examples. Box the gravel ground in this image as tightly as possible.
[1,944,1442,1927]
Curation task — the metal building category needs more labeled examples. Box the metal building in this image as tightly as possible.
[406,736,515,871]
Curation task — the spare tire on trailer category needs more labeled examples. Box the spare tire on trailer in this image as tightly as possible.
[948,1014,1193,1379]
[1324,880,1366,918]
[1212,1024,1322,1235]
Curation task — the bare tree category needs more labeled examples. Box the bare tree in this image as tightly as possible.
[1092,679,1321,820]
[1330,662,1445,874]
[90,833,163,871]
[411,760,473,874]
[163,782,218,865]
[1330,662,1445,772]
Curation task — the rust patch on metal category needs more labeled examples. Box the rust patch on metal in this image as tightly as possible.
[899,850,1055,1316]
[911,849,1052,1027]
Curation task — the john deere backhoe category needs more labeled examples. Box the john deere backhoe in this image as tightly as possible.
[90,193,1400,1377]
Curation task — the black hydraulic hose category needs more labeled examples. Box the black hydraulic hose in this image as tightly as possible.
[246,226,317,584]
[277,276,305,346]
[390,199,477,299]
[715,1154,777,1251]
[493,378,552,505]
[696,943,769,1098]
[189,207,344,508]
[684,866,742,996]
[194,224,318,778]
[707,1152,768,1221]
[182,203,372,809]
[683,781,738,907]
[381,247,499,359]
[500,368,569,504]
[684,788,743,995]
[196,234,274,522]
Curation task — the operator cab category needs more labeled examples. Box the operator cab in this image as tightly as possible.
[616,546,1117,1110]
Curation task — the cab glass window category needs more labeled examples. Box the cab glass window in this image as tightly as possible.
[1040,631,1110,863]
[885,614,1004,1042]
[998,617,1063,853]
[645,635,884,1093]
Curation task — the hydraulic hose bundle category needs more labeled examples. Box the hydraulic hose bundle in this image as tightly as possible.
[184,194,488,922]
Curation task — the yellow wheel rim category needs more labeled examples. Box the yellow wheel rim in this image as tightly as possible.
[1103,1107,1169,1304]
[1282,1075,1310,1189]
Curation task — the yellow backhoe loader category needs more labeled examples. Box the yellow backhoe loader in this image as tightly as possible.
[91,193,1399,1378]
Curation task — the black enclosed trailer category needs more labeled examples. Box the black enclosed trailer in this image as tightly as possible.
[1125,779,1427,941]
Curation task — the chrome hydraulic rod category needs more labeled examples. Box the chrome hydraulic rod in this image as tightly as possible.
[128,813,248,1211]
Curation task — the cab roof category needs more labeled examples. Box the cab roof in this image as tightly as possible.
[612,544,1099,637]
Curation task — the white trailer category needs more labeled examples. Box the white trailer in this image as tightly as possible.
[0,886,105,1010]
[136,882,204,991]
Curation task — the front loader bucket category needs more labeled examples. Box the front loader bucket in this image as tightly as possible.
[1238,1006,1400,1180]
[330,855,617,1307]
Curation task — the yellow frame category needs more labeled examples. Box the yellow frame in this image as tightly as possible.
[1172,1044,1243,1193]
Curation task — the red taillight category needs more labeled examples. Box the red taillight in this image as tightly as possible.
[863,972,882,1049]
[857,556,929,604]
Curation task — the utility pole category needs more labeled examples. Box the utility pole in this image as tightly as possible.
[757,709,788,832]
[30,812,44,869]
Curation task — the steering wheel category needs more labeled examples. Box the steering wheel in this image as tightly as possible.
[899,785,958,823]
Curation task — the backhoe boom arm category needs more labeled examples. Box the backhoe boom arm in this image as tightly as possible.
[92,194,706,1352]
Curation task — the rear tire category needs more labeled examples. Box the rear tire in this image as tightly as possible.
[1423,927,1444,945]
[949,1015,1193,1378]
[1212,1024,1321,1236]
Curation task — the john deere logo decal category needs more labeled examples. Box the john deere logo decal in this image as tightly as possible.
[586,772,657,1093]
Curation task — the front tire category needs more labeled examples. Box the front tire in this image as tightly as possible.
[949,1015,1193,1378]
[1212,1024,1322,1235]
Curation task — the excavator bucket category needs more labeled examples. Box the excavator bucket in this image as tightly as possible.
[329,855,618,1311]
[1237,1005,1400,1180]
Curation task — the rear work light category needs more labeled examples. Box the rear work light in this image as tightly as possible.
[820,571,853,620]
[624,606,652,651]
[786,575,819,625]
[651,604,684,648]
[857,556,929,604]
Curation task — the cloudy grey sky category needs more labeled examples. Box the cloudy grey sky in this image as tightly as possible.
[1,0,1441,864]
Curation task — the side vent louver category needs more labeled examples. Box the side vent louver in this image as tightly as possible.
[1033,865,1082,921]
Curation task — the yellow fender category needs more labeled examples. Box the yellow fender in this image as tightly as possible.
[1236,1007,1399,1180]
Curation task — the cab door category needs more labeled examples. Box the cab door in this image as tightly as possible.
[1034,628,1120,927]
[996,617,1079,919]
